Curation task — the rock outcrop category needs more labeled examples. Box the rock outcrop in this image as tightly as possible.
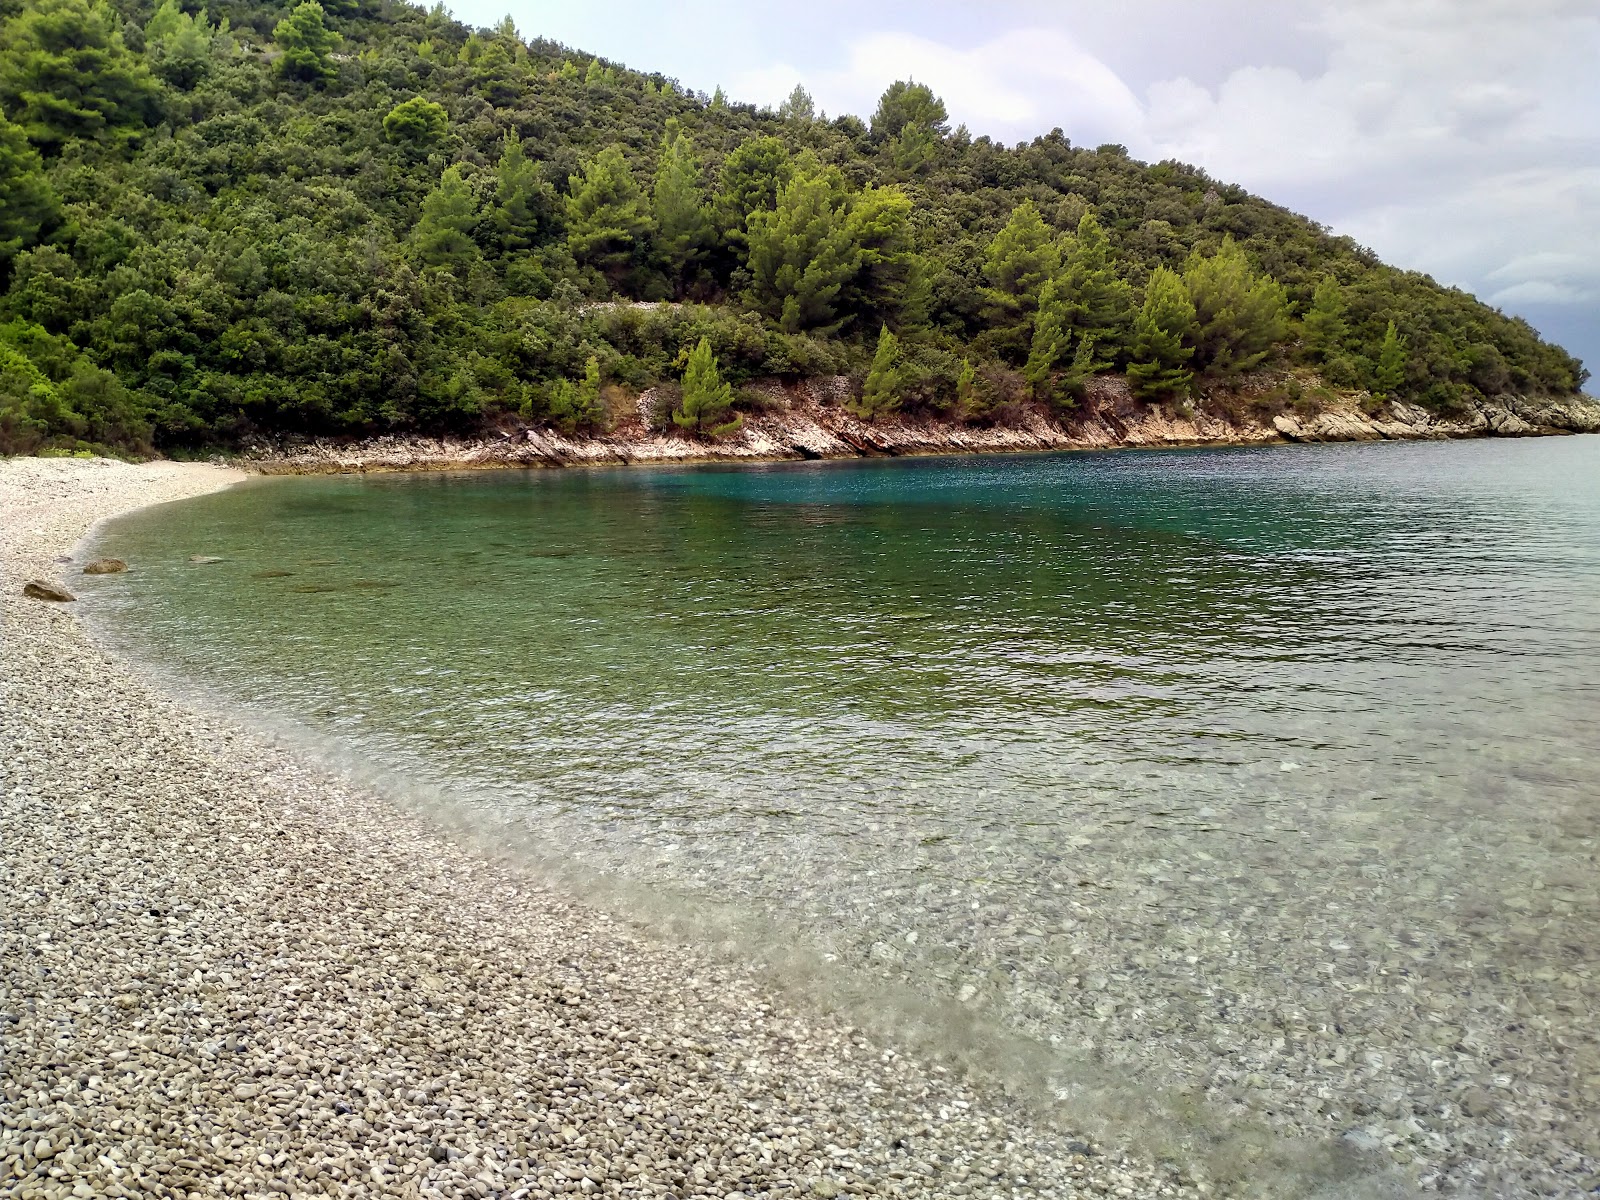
[23,579,76,602]
[243,376,1600,475]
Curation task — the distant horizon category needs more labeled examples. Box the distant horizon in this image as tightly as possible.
[447,0,1598,382]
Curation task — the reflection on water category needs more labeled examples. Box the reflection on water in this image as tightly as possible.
[89,438,1600,1197]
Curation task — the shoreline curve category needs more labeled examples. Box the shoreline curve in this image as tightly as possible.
[3,456,1210,1199]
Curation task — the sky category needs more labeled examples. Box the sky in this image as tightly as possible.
[446,0,1600,379]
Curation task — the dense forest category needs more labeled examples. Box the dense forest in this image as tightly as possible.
[0,0,1589,455]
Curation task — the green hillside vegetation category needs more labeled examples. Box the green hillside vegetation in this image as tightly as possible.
[0,0,1588,455]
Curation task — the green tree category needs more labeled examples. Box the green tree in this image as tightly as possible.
[566,144,654,281]
[888,122,938,176]
[410,166,480,273]
[273,1,339,84]
[841,184,916,327]
[1126,265,1197,400]
[1024,280,1102,406]
[0,116,59,265]
[1183,236,1288,377]
[383,96,447,154]
[745,166,859,334]
[547,355,608,434]
[871,80,948,141]
[673,336,742,435]
[1055,212,1133,362]
[777,83,814,123]
[955,357,983,420]
[713,135,792,245]
[849,324,901,419]
[0,0,161,153]
[144,0,215,89]
[1301,275,1348,363]
[652,121,713,297]
[491,133,556,252]
[1372,320,1407,400]
[982,200,1060,320]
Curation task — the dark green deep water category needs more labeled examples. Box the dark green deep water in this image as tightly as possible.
[88,437,1600,1195]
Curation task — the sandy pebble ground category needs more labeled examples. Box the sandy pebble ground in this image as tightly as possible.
[1,456,1204,1200]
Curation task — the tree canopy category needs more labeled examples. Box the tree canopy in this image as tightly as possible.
[0,0,1585,455]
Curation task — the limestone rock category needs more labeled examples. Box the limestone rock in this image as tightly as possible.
[83,558,128,574]
[23,580,76,602]
[1272,415,1305,441]
[1485,407,1535,436]
[1309,412,1381,441]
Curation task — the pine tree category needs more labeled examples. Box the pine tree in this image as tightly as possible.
[870,80,948,141]
[383,96,447,154]
[1025,279,1108,408]
[842,185,916,326]
[274,1,339,84]
[712,136,792,247]
[1127,266,1197,400]
[491,133,555,252]
[849,324,901,419]
[777,84,814,123]
[0,116,60,264]
[745,166,860,334]
[889,123,937,175]
[1301,275,1349,363]
[1183,236,1288,377]
[652,121,713,297]
[673,337,742,436]
[411,166,480,273]
[0,0,161,153]
[1056,212,1133,362]
[566,145,654,281]
[144,0,215,89]
[548,356,608,434]
[955,357,985,420]
[981,200,1060,319]
[1372,320,1407,400]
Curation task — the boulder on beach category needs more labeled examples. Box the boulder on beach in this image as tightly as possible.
[83,558,128,575]
[23,580,76,602]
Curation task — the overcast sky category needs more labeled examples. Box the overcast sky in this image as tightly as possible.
[447,0,1599,378]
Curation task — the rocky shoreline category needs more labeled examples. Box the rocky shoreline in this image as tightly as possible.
[240,378,1600,475]
[1,456,1200,1199]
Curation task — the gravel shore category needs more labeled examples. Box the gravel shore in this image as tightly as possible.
[1,456,1200,1200]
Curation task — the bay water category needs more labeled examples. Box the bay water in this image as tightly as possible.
[86,437,1600,1197]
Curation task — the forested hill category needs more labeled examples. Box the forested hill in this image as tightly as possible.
[0,0,1589,456]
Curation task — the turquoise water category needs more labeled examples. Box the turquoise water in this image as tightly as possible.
[88,438,1600,1197]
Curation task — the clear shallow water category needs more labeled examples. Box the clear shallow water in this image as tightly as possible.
[89,439,1600,1197]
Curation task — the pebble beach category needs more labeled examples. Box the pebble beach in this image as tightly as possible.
[0,455,1201,1200]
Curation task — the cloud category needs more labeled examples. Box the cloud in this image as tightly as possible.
[1134,0,1600,341]
[731,28,1144,145]
[728,0,1598,364]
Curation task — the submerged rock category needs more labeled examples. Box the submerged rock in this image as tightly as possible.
[189,554,224,564]
[23,580,76,602]
[82,558,127,575]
